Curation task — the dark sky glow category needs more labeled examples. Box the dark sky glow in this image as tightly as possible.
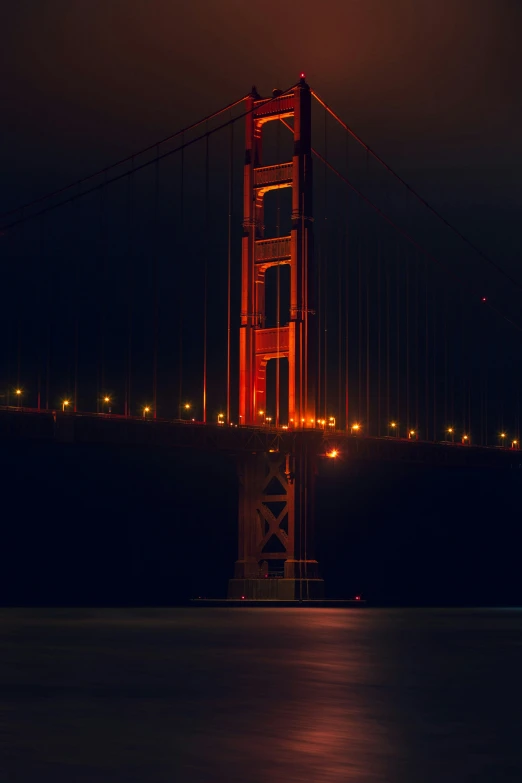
[2,0,521,220]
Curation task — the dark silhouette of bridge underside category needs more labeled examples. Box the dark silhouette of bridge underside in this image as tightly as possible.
[0,410,518,470]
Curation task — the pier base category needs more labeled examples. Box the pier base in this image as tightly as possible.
[228,437,324,600]
[228,577,324,600]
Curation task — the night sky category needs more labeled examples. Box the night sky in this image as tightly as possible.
[2,0,521,240]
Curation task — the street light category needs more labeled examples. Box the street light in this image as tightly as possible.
[326,449,339,458]
[512,439,519,450]
[462,434,469,444]
[102,395,111,414]
[328,416,336,429]
[389,421,398,437]
[217,413,224,425]
[351,423,361,435]
[408,429,416,440]
[143,406,150,419]
[266,416,272,426]
[447,427,454,443]
[500,432,507,446]
[15,389,22,407]
[258,409,265,425]
[62,400,70,412]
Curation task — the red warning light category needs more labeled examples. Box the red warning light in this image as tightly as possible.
[241,595,245,599]
[300,72,306,79]
[355,595,361,601]
[481,297,487,302]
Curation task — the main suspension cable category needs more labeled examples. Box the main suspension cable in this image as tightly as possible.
[2,86,299,233]
[311,90,522,291]
[0,96,248,222]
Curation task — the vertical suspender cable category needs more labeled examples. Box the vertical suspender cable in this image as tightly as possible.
[344,136,350,430]
[98,175,107,413]
[152,147,160,418]
[377,236,381,436]
[37,215,44,410]
[126,160,134,417]
[338,226,342,427]
[46,231,51,410]
[323,108,328,422]
[203,129,209,423]
[178,136,184,418]
[345,203,349,430]
[74,312,78,412]
[366,214,370,433]
[358,238,362,422]
[276,117,281,427]
[17,209,24,391]
[365,153,370,433]
[386,258,390,427]
[226,117,233,424]
[415,253,419,433]
[396,243,400,431]
[73,190,79,412]
[433,285,437,440]
[444,287,448,430]
[406,248,410,432]
[424,260,430,440]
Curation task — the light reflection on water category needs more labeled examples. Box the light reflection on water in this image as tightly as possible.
[1,608,522,782]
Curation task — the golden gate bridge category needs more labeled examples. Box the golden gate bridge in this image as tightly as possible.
[1,75,520,599]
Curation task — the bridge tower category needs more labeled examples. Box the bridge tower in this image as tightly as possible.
[229,77,323,600]
[239,75,316,427]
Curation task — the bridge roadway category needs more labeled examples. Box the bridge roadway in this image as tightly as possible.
[0,407,519,470]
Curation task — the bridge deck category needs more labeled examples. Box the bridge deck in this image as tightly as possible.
[0,408,519,469]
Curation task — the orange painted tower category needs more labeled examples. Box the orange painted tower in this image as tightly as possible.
[239,75,316,427]
[229,77,323,600]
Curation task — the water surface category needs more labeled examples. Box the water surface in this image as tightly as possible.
[1,608,521,782]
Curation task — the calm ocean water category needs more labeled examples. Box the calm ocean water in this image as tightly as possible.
[1,608,521,782]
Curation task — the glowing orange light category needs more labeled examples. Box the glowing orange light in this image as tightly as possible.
[409,430,415,436]
[500,433,506,438]
[104,396,110,403]
[447,427,454,433]
[258,410,264,416]
[144,406,150,413]
[15,389,22,396]
[390,421,396,428]
[352,423,360,431]
[326,449,338,458]
[463,435,468,441]
[184,403,190,410]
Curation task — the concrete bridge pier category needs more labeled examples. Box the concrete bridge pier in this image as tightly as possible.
[228,433,324,600]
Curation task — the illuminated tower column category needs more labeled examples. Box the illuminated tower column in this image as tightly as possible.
[239,76,316,426]
[231,77,323,600]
